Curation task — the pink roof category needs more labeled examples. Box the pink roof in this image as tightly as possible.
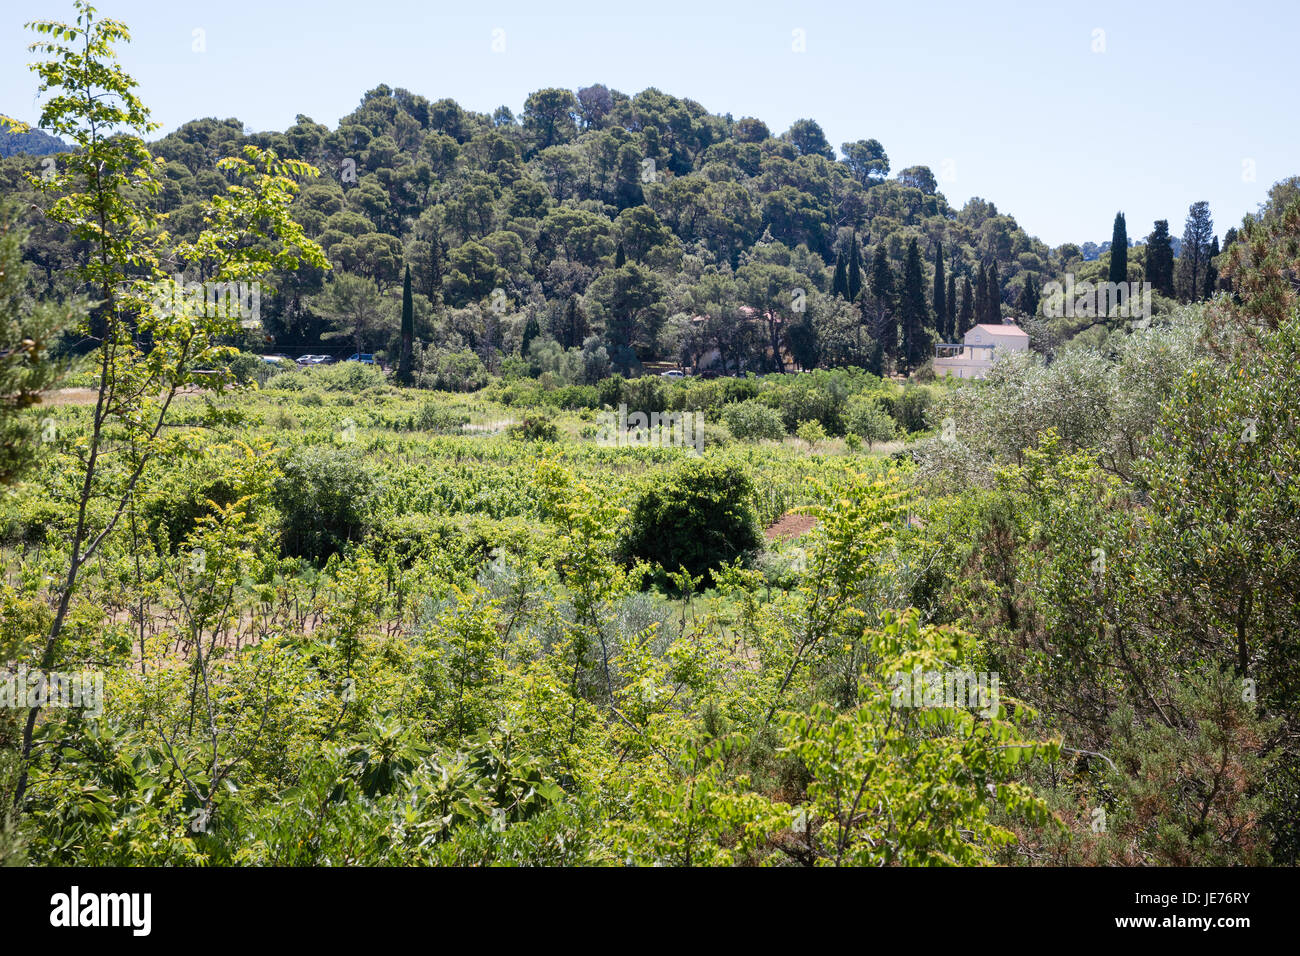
[969,323,1028,338]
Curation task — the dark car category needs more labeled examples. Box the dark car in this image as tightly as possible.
[344,353,376,364]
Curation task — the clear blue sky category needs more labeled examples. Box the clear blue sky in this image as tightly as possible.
[3,0,1295,246]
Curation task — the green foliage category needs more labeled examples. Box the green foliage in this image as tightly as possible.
[274,446,377,561]
[795,419,826,451]
[843,393,896,448]
[506,415,560,442]
[0,200,69,484]
[421,348,487,392]
[5,1,1298,872]
[722,399,785,441]
[621,457,762,583]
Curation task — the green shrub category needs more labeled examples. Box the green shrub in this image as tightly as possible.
[312,361,387,392]
[723,399,786,441]
[796,419,827,451]
[506,416,560,442]
[621,375,668,414]
[843,393,897,449]
[412,399,470,432]
[222,351,277,387]
[265,371,305,390]
[421,349,487,392]
[274,446,377,562]
[778,380,841,434]
[621,457,763,584]
[895,386,934,433]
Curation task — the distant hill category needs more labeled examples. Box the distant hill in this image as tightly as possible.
[0,121,69,158]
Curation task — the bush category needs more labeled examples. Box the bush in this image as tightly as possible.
[843,393,897,449]
[223,351,278,386]
[421,349,487,392]
[621,458,763,584]
[274,446,377,562]
[506,416,560,442]
[312,361,387,392]
[895,386,934,433]
[723,399,786,442]
[778,380,841,434]
[548,384,600,410]
[412,400,470,432]
[796,419,827,451]
[265,370,305,390]
[620,375,668,414]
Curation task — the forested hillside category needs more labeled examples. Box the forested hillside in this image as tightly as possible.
[0,81,1250,379]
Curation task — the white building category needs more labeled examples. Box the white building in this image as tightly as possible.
[933,322,1030,379]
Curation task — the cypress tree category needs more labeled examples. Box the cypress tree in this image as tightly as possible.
[521,313,541,358]
[986,260,1002,323]
[1145,219,1176,298]
[1019,275,1039,316]
[975,263,988,325]
[614,241,626,268]
[958,275,973,337]
[868,242,897,360]
[562,294,587,349]
[832,250,847,299]
[397,264,414,384]
[932,240,946,339]
[945,273,957,341]
[847,233,863,303]
[899,237,929,373]
[1108,211,1128,284]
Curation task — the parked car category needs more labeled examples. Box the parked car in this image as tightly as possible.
[295,354,318,366]
[262,354,292,365]
[659,369,686,379]
[344,353,376,364]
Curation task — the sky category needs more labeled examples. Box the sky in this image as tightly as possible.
[2,0,1295,247]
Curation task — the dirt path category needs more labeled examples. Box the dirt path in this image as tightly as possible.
[764,512,817,541]
[41,386,209,406]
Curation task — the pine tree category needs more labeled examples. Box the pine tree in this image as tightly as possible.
[932,240,947,339]
[1176,201,1214,301]
[847,233,863,302]
[958,275,974,337]
[975,263,988,325]
[1108,211,1128,284]
[986,260,1002,323]
[397,264,414,384]
[832,250,847,299]
[868,242,897,360]
[899,237,929,373]
[1145,219,1176,297]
